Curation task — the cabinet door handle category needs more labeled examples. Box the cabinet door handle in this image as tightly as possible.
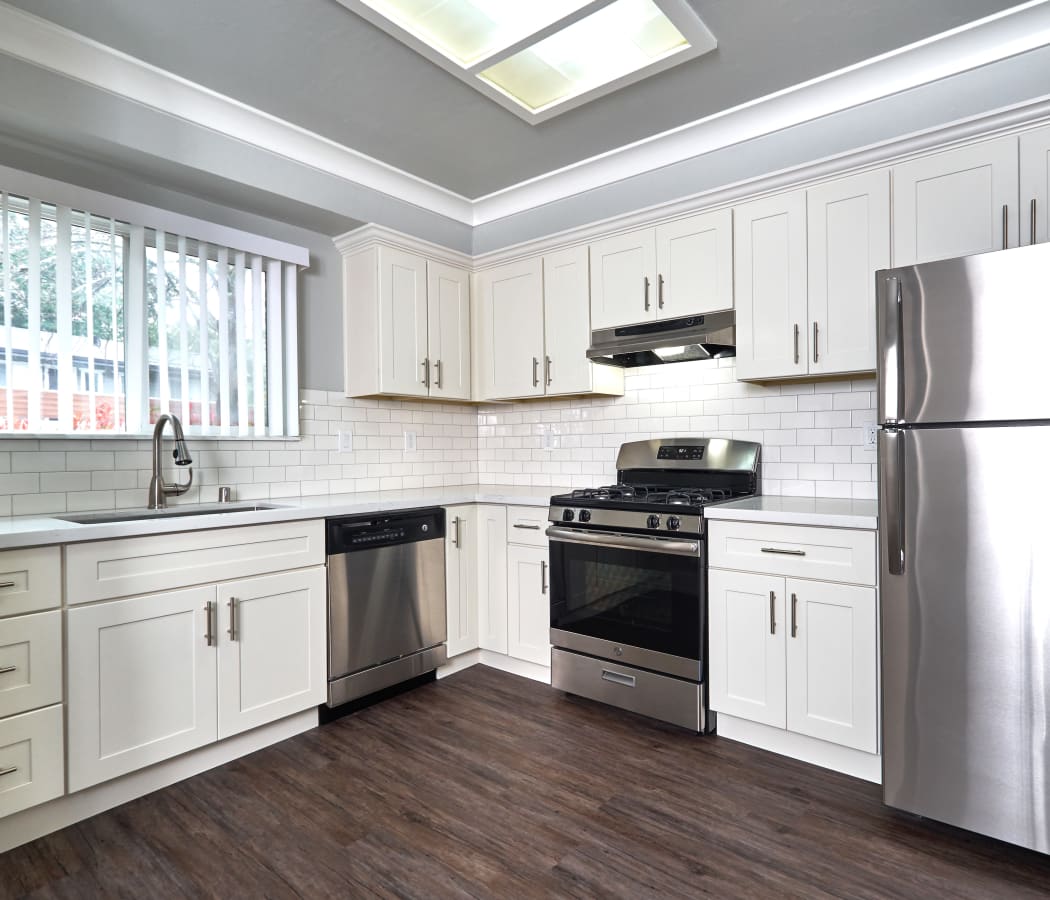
[513,523,541,530]
[0,766,17,778]
[204,601,215,647]
[228,597,239,641]
[657,274,665,309]
[761,546,806,556]
[1003,203,1009,250]
[545,355,552,387]
[0,581,15,589]
[793,324,800,365]
[791,593,798,638]
[421,357,430,388]
[0,665,16,675]
[643,276,650,312]
[1032,198,1038,246]
[769,591,776,635]
[433,359,443,390]
[532,357,539,387]
[452,516,461,548]
[541,560,548,594]
[812,322,819,364]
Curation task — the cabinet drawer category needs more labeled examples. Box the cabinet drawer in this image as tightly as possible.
[66,520,325,604]
[0,704,64,818]
[709,521,876,586]
[506,506,549,547]
[0,547,61,618]
[0,611,62,719]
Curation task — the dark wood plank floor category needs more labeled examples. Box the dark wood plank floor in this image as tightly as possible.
[3,665,1050,899]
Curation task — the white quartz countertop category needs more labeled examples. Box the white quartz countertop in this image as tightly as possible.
[703,496,878,530]
[0,484,565,550]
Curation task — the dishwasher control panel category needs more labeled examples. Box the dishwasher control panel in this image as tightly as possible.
[325,507,445,554]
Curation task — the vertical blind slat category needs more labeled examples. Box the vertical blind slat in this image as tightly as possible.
[177,235,190,425]
[27,199,41,430]
[125,224,146,433]
[283,265,299,438]
[198,242,210,435]
[266,259,283,437]
[55,205,73,431]
[155,229,169,422]
[217,246,231,435]
[233,252,248,435]
[1,193,11,428]
[251,256,265,436]
[84,212,96,429]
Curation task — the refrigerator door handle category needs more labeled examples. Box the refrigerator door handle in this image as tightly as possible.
[881,428,906,575]
[879,275,904,424]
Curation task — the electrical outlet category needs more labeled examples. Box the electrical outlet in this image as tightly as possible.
[337,430,353,453]
[403,430,417,452]
[864,424,878,447]
[542,431,558,450]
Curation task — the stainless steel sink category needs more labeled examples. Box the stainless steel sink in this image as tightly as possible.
[56,502,286,525]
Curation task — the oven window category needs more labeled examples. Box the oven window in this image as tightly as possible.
[549,539,702,660]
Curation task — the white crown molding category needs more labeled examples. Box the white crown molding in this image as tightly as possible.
[0,2,475,226]
[333,223,473,268]
[1,0,1048,234]
[471,0,1050,225]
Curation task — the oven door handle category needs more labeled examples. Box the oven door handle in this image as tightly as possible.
[545,526,700,557]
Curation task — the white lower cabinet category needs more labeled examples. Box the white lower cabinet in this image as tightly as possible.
[68,566,327,792]
[506,543,551,667]
[477,505,509,654]
[445,504,479,658]
[0,705,64,818]
[708,520,879,764]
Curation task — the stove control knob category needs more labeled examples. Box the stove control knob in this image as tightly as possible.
[667,516,681,531]
[647,514,661,530]
[578,509,592,523]
[562,509,575,522]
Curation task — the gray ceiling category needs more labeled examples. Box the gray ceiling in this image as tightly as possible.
[7,0,1022,198]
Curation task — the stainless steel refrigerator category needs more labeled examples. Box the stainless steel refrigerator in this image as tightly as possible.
[877,243,1050,854]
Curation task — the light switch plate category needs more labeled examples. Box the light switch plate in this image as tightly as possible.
[403,430,417,452]
[337,430,353,453]
[864,424,878,446]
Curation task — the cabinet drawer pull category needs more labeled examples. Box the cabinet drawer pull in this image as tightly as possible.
[643,276,650,312]
[0,581,15,589]
[513,523,541,530]
[0,665,16,675]
[760,547,806,556]
[228,597,239,642]
[769,591,776,635]
[601,669,636,688]
[791,592,798,638]
[0,766,17,778]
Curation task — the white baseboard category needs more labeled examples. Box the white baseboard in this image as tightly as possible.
[716,713,882,783]
[0,708,318,855]
[438,648,551,685]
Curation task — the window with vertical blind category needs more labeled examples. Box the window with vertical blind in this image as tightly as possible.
[0,184,304,436]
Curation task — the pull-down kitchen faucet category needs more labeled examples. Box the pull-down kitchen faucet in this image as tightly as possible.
[147,414,194,509]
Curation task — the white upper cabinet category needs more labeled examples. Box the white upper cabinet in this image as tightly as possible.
[892,136,1019,266]
[476,257,546,400]
[654,208,734,318]
[542,245,592,395]
[426,260,471,400]
[589,229,657,329]
[1020,125,1050,246]
[590,210,733,330]
[734,190,809,381]
[806,171,890,376]
[342,241,471,400]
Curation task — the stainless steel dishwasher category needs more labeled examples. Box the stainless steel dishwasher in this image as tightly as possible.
[325,507,447,707]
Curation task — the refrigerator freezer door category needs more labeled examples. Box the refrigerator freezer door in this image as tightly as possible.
[879,424,1050,852]
[876,244,1050,425]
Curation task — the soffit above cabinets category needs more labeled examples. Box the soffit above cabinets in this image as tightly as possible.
[333,0,717,123]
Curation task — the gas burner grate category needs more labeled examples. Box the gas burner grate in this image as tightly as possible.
[567,485,743,507]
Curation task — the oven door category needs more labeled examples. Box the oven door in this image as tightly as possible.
[546,526,704,681]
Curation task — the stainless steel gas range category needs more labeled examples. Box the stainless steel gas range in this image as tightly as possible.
[546,437,760,732]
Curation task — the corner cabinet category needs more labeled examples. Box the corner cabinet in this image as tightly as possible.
[475,248,622,402]
[589,208,733,330]
[734,171,889,381]
[708,519,879,781]
[341,239,471,401]
[1020,124,1050,246]
[445,504,479,658]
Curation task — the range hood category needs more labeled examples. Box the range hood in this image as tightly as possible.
[587,310,736,368]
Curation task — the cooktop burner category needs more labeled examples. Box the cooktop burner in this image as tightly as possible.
[564,484,737,508]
